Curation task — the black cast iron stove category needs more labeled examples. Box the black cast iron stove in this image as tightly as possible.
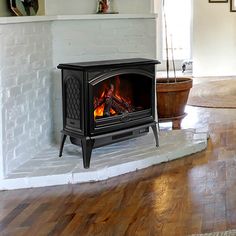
[57,58,160,168]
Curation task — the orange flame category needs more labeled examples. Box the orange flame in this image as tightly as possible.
[94,104,105,118]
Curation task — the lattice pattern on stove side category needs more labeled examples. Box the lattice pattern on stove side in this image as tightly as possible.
[65,76,81,120]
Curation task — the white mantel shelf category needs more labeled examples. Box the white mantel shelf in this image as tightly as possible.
[0,14,158,24]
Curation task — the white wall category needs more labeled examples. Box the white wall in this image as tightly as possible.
[0,27,4,178]
[155,0,236,76]
[3,0,236,76]
[193,0,236,76]
[45,0,153,15]
[52,19,157,66]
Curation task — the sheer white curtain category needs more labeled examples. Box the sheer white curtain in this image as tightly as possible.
[162,0,192,60]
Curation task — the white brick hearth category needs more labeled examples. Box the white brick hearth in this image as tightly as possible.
[0,129,207,190]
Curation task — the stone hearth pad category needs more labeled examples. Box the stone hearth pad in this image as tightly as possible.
[0,129,208,190]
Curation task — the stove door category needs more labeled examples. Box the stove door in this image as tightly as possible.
[89,69,155,135]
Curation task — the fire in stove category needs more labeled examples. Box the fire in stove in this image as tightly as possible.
[94,76,141,119]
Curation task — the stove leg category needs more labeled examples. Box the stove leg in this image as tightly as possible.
[151,124,159,147]
[81,138,94,169]
[59,134,67,157]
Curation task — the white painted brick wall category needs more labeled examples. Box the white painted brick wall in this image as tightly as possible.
[0,26,4,179]
[0,22,53,176]
[0,16,158,177]
[52,19,157,66]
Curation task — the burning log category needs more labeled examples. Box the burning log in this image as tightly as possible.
[112,96,134,113]
[94,83,135,118]
[104,97,112,116]
[109,97,127,115]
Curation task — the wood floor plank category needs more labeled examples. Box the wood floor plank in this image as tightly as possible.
[0,203,29,231]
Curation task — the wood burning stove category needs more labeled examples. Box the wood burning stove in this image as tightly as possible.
[57,58,160,168]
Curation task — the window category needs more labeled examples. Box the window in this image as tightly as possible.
[162,0,192,60]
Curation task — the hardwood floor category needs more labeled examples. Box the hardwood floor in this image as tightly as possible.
[1,104,236,235]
